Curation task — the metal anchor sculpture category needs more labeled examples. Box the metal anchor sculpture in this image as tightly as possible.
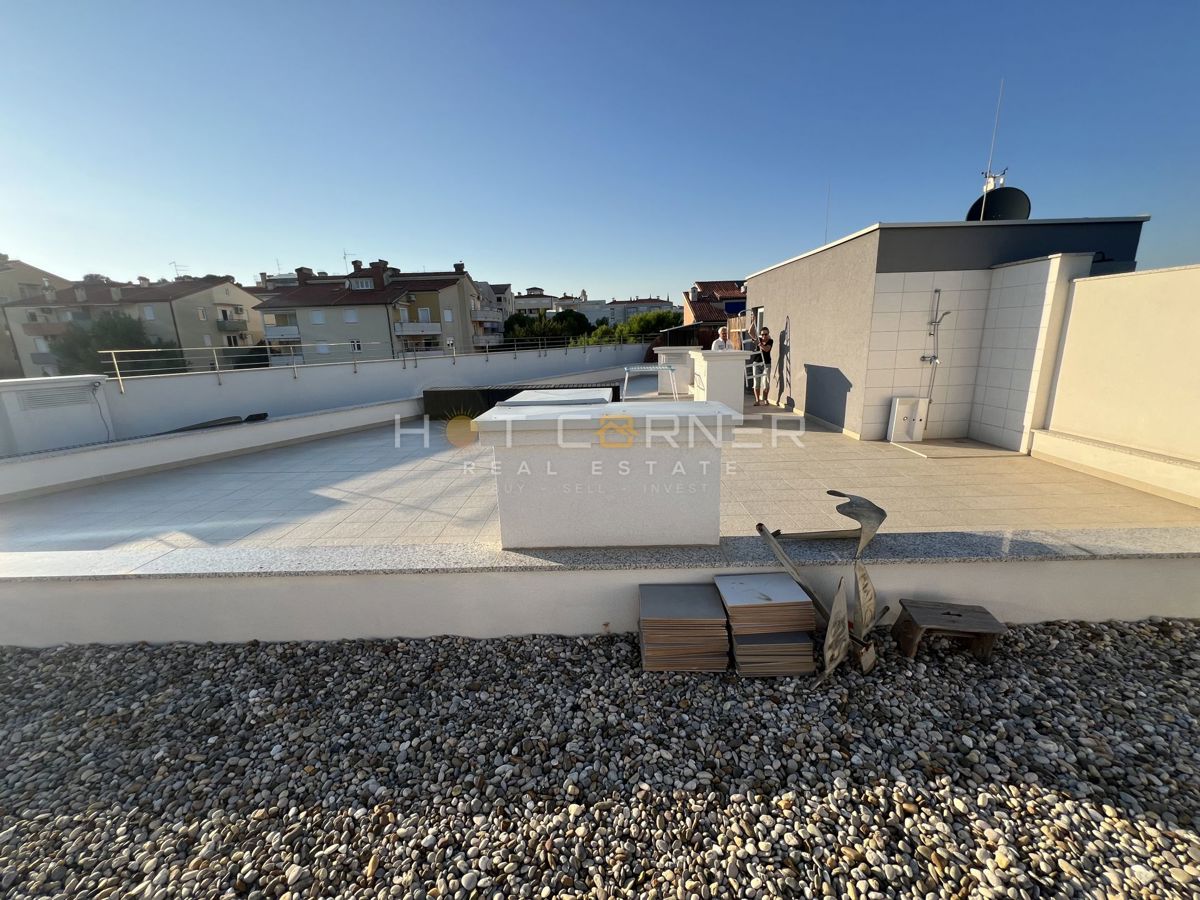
[756,490,889,675]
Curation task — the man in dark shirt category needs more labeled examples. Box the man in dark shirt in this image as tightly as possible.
[753,326,774,405]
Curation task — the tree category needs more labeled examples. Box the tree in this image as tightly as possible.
[618,309,682,336]
[503,313,534,339]
[51,313,187,376]
[549,308,593,338]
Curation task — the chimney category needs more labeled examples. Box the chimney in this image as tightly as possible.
[317,271,328,276]
[138,276,150,287]
[371,259,388,270]
[351,260,363,272]
[74,286,87,303]
[295,266,314,284]
[453,262,465,274]
[689,286,699,302]
[259,271,268,285]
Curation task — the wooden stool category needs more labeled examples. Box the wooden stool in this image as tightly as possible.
[891,598,1006,661]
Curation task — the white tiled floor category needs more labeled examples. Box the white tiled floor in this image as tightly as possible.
[2,379,1199,553]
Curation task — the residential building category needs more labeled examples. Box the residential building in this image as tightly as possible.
[477,283,514,319]
[604,296,675,323]
[552,291,612,325]
[0,255,73,377]
[746,215,1147,446]
[470,282,508,348]
[513,287,556,316]
[252,259,484,364]
[1,274,264,377]
[682,280,746,327]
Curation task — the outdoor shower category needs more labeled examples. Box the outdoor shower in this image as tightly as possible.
[920,288,952,401]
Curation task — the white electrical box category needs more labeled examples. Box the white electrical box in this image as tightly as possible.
[886,397,929,443]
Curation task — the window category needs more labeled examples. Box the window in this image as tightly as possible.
[220,308,231,321]
[33,337,49,352]
[234,305,244,315]
[310,310,326,325]
[225,335,241,347]
[143,306,156,320]
[61,310,73,322]
[342,308,358,324]
[418,307,431,323]
[316,342,330,354]
[198,307,208,321]
[350,278,374,291]
[18,283,39,299]
[202,335,212,347]
[26,311,37,323]
[443,309,453,323]
[350,339,362,352]
[396,307,410,323]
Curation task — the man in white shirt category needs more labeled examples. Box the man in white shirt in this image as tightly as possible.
[710,326,733,350]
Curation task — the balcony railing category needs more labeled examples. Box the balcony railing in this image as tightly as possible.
[265,325,300,340]
[471,307,504,323]
[94,334,655,392]
[216,318,248,332]
[22,322,68,337]
[394,322,442,336]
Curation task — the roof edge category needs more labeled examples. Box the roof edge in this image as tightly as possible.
[745,224,881,280]
[745,216,1152,281]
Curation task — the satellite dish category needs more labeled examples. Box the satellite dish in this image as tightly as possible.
[966,185,1031,221]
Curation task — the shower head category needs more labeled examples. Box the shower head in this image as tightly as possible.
[933,311,953,325]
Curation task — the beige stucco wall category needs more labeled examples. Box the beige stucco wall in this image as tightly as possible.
[746,231,881,436]
[0,263,73,377]
[1045,265,1200,463]
[294,305,394,363]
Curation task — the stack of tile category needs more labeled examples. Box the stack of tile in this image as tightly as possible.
[714,573,816,677]
[638,583,731,672]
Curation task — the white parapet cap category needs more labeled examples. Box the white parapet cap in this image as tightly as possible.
[496,388,612,407]
[472,400,742,434]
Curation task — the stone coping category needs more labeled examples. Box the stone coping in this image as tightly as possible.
[1,526,1197,582]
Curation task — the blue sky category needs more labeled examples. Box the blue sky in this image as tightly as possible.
[2,1,1197,299]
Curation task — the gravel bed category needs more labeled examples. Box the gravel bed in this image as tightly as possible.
[2,620,1199,899]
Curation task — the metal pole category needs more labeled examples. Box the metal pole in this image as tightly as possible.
[291,346,298,379]
[352,342,358,374]
[211,347,222,385]
[110,351,125,394]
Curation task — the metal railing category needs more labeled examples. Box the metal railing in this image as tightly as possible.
[97,334,655,393]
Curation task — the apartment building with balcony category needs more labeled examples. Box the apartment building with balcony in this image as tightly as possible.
[252,259,487,364]
[477,282,514,318]
[0,274,263,377]
[0,255,73,377]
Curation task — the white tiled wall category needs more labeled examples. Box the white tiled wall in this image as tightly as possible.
[966,259,1054,451]
[863,269,992,440]
[865,259,1087,448]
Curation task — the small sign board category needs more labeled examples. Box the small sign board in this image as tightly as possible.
[853,560,877,639]
[821,577,850,680]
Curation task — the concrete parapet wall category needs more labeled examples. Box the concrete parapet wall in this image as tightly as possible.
[2,556,1197,647]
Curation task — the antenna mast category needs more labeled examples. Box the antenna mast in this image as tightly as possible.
[979,78,1005,221]
[169,260,189,278]
[342,249,360,273]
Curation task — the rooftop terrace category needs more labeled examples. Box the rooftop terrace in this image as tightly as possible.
[1,379,1197,571]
